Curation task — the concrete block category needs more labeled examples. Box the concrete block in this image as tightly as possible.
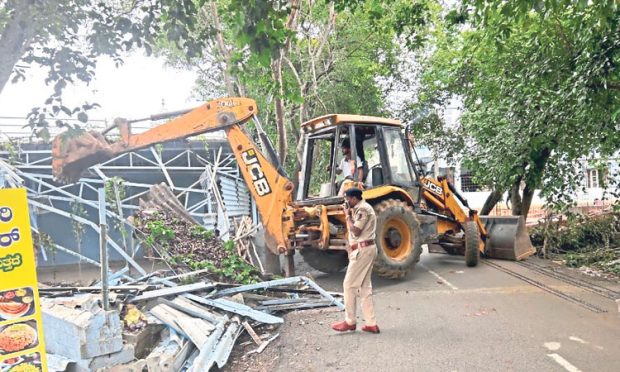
[42,295,123,361]
[106,359,147,372]
[123,323,164,359]
[90,344,135,371]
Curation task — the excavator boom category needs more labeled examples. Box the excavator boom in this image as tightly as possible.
[52,98,257,183]
[52,97,295,253]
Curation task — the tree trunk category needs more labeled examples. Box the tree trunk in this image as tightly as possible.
[510,180,523,216]
[271,56,287,164]
[480,189,504,215]
[0,1,37,93]
[210,1,239,96]
[520,183,535,218]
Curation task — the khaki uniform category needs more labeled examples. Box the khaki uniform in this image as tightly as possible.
[343,200,377,326]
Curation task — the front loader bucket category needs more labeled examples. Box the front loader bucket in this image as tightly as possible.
[480,216,535,261]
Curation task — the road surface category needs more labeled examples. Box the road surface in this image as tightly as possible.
[230,251,620,372]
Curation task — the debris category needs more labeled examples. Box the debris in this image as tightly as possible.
[122,304,148,333]
[242,321,263,346]
[246,333,280,355]
[41,295,123,361]
[183,294,284,324]
[38,272,342,371]
[130,281,213,303]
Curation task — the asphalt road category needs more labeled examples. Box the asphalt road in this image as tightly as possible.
[258,250,620,372]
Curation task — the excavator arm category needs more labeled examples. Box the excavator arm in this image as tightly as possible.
[52,97,295,253]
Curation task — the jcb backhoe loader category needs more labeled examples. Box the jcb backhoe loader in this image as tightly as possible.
[51,97,534,279]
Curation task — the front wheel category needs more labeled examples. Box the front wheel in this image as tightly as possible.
[373,199,422,279]
[464,221,480,267]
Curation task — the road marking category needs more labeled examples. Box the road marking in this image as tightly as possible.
[569,336,588,344]
[544,342,561,351]
[547,353,582,372]
[419,264,458,290]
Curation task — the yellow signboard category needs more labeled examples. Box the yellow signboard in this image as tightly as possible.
[0,188,47,371]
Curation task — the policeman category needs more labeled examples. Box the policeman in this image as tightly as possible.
[331,187,380,334]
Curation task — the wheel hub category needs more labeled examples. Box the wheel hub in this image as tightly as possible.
[386,227,402,249]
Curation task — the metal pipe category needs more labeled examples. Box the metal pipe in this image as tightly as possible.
[101,108,194,135]
[252,115,288,178]
[98,188,110,311]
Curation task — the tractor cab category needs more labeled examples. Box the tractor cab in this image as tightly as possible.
[297,115,421,203]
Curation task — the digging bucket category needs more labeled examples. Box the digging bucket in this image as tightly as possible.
[480,216,535,261]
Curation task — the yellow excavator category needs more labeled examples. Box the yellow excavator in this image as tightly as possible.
[51,97,534,278]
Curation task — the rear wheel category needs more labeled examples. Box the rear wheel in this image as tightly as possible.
[373,199,422,279]
[300,248,348,273]
[464,221,480,267]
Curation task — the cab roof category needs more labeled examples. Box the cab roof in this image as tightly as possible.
[301,114,402,133]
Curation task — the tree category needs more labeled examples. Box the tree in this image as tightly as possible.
[159,0,422,181]
[0,0,204,139]
[408,0,620,216]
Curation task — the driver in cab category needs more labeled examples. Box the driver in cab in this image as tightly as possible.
[336,139,364,195]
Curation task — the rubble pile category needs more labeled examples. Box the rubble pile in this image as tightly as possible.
[132,209,260,284]
[40,275,343,371]
[134,209,229,267]
[530,208,620,276]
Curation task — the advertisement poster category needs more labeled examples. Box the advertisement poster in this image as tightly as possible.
[0,188,47,371]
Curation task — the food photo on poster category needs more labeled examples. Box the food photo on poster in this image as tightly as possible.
[0,321,38,356]
[0,288,34,321]
[0,352,42,372]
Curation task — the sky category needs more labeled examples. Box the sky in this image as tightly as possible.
[0,53,201,136]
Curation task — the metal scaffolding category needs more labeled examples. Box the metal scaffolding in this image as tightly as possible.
[0,139,252,272]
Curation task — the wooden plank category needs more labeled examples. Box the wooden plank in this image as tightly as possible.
[242,321,262,346]
[131,282,212,302]
[245,334,280,355]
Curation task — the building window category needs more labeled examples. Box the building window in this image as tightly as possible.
[586,169,601,188]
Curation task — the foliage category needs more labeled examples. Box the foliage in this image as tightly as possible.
[530,213,619,253]
[564,249,620,276]
[160,0,430,177]
[408,0,620,213]
[530,211,620,275]
[189,224,215,240]
[137,210,259,284]
[104,176,131,243]
[171,240,260,284]
[331,0,432,49]
[69,200,86,251]
[32,231,56,256]
[0,0,207,138]
[104,177,127,209]
[144,218,176,247]
[0,138,19,163]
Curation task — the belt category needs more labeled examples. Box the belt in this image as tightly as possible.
[350,239,375,251]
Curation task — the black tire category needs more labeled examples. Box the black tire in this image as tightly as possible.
[373,199,422,279]
[464,221,480,267]
[300,248,348,273]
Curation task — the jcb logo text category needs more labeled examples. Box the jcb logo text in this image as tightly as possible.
[242,150,272,196]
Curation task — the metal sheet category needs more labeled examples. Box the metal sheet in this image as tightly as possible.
[183,294,283,324]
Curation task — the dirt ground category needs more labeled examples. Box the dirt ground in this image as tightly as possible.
[221,308,343,372]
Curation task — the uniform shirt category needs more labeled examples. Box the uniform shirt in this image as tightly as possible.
[339,155,363,179]
[348,200,377,244]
